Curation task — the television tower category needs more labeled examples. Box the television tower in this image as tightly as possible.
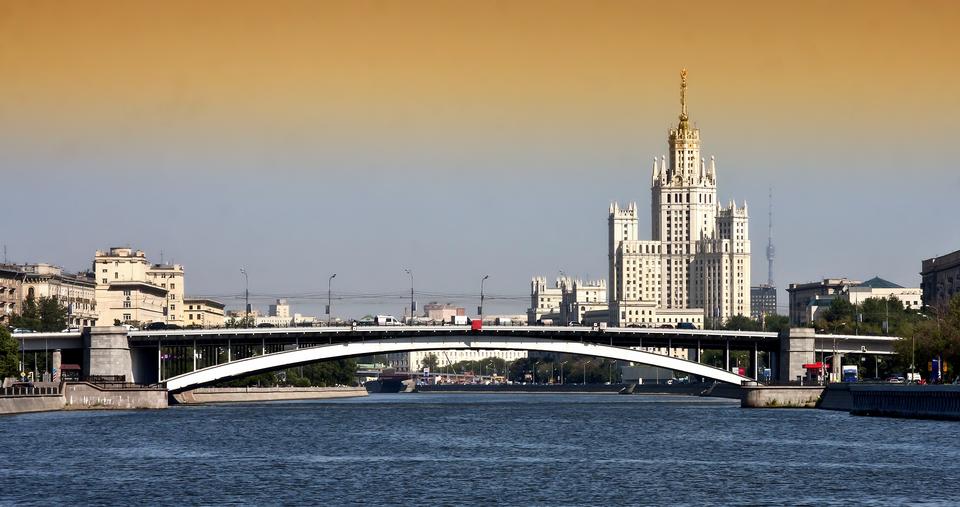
[766,188,775,286]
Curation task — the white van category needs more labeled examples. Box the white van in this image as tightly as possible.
[374,315,403,326]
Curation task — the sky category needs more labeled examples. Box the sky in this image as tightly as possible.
[1,0,959,318]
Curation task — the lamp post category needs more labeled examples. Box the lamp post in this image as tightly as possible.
[583,360,592,385]
[479,274,490,322]
[560,360,568,384]
[534,360,541,384]
[240,268,249,327]
[327,273,336,325]
[404,269,414,325]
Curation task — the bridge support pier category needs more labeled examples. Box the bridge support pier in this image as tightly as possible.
[83,326,133,381]
[779,327,816,384]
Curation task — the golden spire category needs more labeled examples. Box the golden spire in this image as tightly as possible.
[679,68,689,123]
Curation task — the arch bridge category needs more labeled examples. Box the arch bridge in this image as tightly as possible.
[16,325,900,391]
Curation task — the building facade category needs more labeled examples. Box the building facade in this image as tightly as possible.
[786,278,860,326]
[559,278,607,325]
[750,284,777,320]
[20,264,98,327]
[0,266,24,326]
[423,302,466,323]
[184,298,226,328]
[387,349,529,373]
[921,249,960,309]
[527,277,564,324]
[93,248,168,326]
[847,277,922,310]
[608,70,750,327]
[146,264,185,326]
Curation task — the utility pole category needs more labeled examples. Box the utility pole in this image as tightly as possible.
[479,274,489,322]
[327,273,336,325]
[240,268,249,327]
[404,269,414,324]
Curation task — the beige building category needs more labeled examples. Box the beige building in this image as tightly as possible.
[147,264,185,326]
[786,278,860,326]
[0,266,24,326]
[94,248,168,326]
[184,298,225,328]
[20,264,98,327]
[527,277,564,324]
[423,302,466,323]
[921,249,960,309]
[608,70,750,327]
[560,279,607,325]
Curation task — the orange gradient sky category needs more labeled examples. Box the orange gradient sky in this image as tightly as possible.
[2,0,958,172]
[2,0,959,315]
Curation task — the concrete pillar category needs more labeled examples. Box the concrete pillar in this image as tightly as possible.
[749,342,758,380]
[193,339,197,372]
[83,326,133,381]
[724,340,730,371]
[779,327,816,384]
[52,349,62,382]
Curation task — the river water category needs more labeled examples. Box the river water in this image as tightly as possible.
[1,393,958,505]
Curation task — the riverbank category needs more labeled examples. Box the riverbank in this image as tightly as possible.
[172,386,368,404]
[1,382,167,415]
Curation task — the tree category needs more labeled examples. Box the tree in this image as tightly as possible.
[420,353,439,371]
[724,315,761,331]
[897,295,960,381]
[0,327,19,379]
[11,295,67,332]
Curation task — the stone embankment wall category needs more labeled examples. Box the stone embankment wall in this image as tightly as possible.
[741,385,825,408]
[0,394,65,415]
[850,385,960,420]
[64,382,168,410]
[817,383,853,411]
[172,386,368,404]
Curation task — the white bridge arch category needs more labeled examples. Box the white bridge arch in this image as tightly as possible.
[164,335,750,392]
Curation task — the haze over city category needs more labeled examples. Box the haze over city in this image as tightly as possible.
[2,0,958,318]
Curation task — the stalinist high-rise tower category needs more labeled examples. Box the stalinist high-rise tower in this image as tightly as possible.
[609,70,751,327]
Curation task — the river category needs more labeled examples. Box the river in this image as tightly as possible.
[2,393,958,505]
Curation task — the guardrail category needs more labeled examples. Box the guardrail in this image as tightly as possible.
[1,385,62,397]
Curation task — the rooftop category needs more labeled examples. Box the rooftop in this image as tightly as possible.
[855,276,903,289]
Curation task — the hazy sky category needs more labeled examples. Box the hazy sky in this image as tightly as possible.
[2,0,959,318]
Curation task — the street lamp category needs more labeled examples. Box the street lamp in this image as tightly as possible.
[583,359,592,385]
[240,268,249,327]
[534,360,541,384]
[404,269,414,325]
[560,360,568,384]
[327,273,336,325]
[479,274,490,322]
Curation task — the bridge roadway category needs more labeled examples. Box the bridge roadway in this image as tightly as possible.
[18,325,900,356]
[15,326,900,391]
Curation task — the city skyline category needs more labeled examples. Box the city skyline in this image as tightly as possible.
[2,1,958,318]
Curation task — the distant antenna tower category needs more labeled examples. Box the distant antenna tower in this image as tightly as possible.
[766,188,775,287]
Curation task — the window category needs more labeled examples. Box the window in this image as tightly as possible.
[123,290,131,296]
[171,304,175,310]
[123,301,131,308]
[170,283,176,290]
[123,313,131,321]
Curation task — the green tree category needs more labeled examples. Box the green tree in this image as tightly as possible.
[897,295,960,381]
[724,315,761,331]
[420,353,439,371]
[0,327,19,378]
[11,295,67,332]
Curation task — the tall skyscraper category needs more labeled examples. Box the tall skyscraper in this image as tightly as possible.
[610,70,751,327]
